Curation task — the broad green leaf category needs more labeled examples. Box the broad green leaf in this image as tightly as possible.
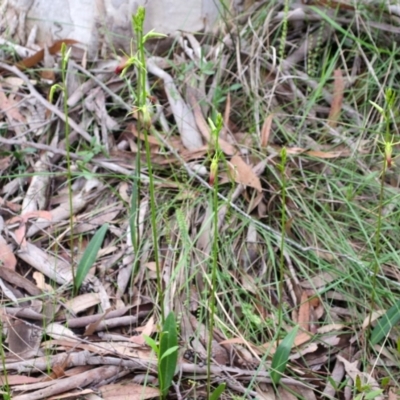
[270,325,299,385]
[370,299,400,344]
[209,383,226,400]
[74,224,108,292]
[159,312,178,398]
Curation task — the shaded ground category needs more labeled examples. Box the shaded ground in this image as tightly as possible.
[1,1,400,399]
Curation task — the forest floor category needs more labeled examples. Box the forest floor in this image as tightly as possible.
[1,1,400,399]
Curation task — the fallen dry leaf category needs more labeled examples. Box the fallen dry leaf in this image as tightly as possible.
[100,383,159,399]
[328,69,344,128]
[337,355,383,400]
[229,155,262,192]
[147,59,203,150]
[297,292,311,332]
[261,114,274,147]
[130,316,155,345]
[0,86,25,123]
[0,235,17,270]
[188,93,236,156]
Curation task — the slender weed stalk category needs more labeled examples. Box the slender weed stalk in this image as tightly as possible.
[277,148,288,333]
[278,0,290,64]
[207,114,224,397]
[49,44,76,293]
[368,89,397,336]
[128,7,167,321]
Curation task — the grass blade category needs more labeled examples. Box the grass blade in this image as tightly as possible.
[159,312,178,398]
[209,383,226,400]
[270,325,299,385]
[74,224,108,293]
[370,300,400,345]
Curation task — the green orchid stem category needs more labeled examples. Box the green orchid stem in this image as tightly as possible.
[278,147,287,339]
[207,114,223,398]
[131,6,164,324]
[368,89,396,339]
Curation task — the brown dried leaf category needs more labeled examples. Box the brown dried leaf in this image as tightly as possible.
[0,155,12,173]
[323,356,345,398]
[300,271,336,289]
[188,93,236,156]
[222,92,231,140]
[84,309,112,336]
[0,235,17,270]
[0,267,42,296]
[100,383,160,399]
[8,210,52,248]
[130,316,155,345]
[337,354,383,399]
[130,124,161,146]
[64,293,101,315]
[281,147,350,158]
[32,271,54,293]
[0,375,41,385]
[147,59,203,150]
[297,292,311,332]
[277,387,297,400]
[388,388,398,400]
[0,87,25,123]
[261,114,274,147]
[229,155,262,192]
[306,150,350,158]
[6,319,41,356]
[328,69,345,128]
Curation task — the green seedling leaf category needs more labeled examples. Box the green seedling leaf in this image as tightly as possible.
[381,376,390,388]
[369,100,384,115]
[370,299,400,344]
[143,30,167,42]
[143,334,159,356]
[74,224,108,292]
[355,375,362,392]
[159,312,178,398]
[270,325,299,385]
[365,389,384,400]
[49,84,61,104]
[209,383,226,400]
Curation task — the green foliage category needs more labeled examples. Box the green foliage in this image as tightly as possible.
[270,325,299,385]
[74,224,108,294]
[370,300,400,344]
[159,312,179,398]
[207,112,224,397]
[354,374,384,400]
[130,5,165,321]
[144,312,179,399]
[367,88,398,342]
[51,42,76,285]
[209,383,226,400]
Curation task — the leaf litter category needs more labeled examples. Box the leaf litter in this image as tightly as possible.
[0,1,400,399]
